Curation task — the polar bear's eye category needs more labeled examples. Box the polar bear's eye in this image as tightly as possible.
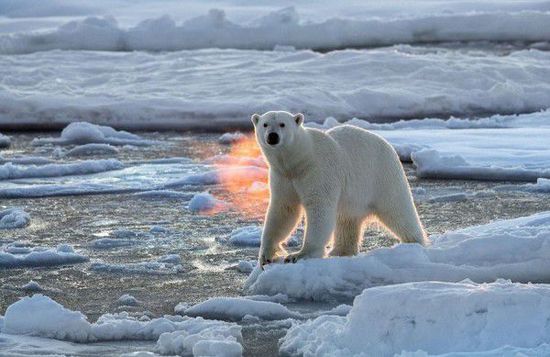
[280,123,285,128]
[263,123,268,128]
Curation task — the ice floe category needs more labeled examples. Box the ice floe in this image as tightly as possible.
[32,122,154,146]
[0,159,123,180]
[0,243,88,269]
[220,225,300,248]
[0,294,243,355]
[0,208,30,229]
[280,280,550,356]
[2,47,550,128]
[188,192,226,214]
[65,143,119,157]
[218,132,245,145]
[246,211,550,301]
[0,133,10,148]
[183,297,300,322]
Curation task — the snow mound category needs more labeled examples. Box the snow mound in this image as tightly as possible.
[5,8,550,54]
[0,208,30,229]
[188,192,226,214]
[117,294,139,307]
[2,294,243,353]
[65,143,119,157]
[246,211,550,301]
[0,133,10,148]
[281,280,550,356]
[33,122,154,146]
[0,159,123,180]
[0,243,88,268]
[221,225,300,247]
[90,255,184,275]
[183,297,299,321]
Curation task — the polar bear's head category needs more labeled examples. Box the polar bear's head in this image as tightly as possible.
[251,111,304,151]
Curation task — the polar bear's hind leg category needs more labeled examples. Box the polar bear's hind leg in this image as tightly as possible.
[330,216,364,256]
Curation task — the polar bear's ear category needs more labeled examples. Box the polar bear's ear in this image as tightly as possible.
[251,113,260,125]
[294,113,304,126]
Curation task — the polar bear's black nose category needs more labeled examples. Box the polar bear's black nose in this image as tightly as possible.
[267,132,280,146]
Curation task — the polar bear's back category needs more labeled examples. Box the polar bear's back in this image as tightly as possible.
[325,125,398,163]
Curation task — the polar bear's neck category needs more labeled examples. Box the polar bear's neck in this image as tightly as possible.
[266,128,313,179]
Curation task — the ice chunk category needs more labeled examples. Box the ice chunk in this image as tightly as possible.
[33,122,154,146]
[184,297,300,321]
[65,143,119,157]
[247,211,550,300]
[188,192,226,214]
[0,159,123,180]
[117,294,139,307]
[280,280,550,356]
[218,132,245,145]
[0,208,30,229]
[223,225,299,247]
[0,243,88,268]
[0,133,10,148]
[90,256,184,275]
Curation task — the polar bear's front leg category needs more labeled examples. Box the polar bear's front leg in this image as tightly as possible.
[259,179,301,267]
[284,204,336,263]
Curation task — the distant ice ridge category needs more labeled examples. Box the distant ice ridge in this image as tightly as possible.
[246,211,550,301]
[280,280,550,356]
[0,208,30,229]
[4,7,550,54]
[2,47,550,129]
[0,294,242,356]
[0,243,88,268]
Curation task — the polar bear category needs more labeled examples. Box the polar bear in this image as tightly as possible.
[252,111,428,266]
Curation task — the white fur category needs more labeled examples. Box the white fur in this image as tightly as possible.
[252,111,428,265]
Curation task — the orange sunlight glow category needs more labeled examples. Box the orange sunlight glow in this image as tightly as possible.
[215,134,270,217]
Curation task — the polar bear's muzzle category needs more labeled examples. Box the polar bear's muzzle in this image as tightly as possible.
[266,132,280,146]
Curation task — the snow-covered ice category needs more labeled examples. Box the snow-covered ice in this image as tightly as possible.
[0,207,30,229]
[246,211,550,301]
[0,159,123,180]
[188,192,226,214]
[117,294,139,307]
[0,133,10,148]
[183,297,299,321]
[2,47,550,128]
[33,122,154,146]
[1,294,243,355]
[280,280,550,356]
[0,242,88,268]
[219,132,245,145]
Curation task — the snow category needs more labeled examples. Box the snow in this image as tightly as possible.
[1,294,243,355]
[310,112,550,182]
[0,242,88,268]
[188,192,226,214]
[280,280,550,356]
[0,207,30,229]
[237,260,255,274]
[33,122,154,146]
[0,159,123,180]
[4,5,550,54]
[183,297,300,321]
[2,47,550,129]
[90,255,184,275]
[65,143,119,157]
[246,211,550,301]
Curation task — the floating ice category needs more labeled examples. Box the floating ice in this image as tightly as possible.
[188,192,226,214]
[0,208,30,229]
[65,143,119,157]
[0,243,88,269]
[223,225,300,247]
[1,294,243,355]
[0,133,10,148]
[183,297,300,321]
[33,122,154,146]
[90,255,184,275]
[0,159,123,180]
[246,211,550,301]
[218,132,245,145]
[20,281,43,292]
[280,280,550,356]
[117,294,139,307]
